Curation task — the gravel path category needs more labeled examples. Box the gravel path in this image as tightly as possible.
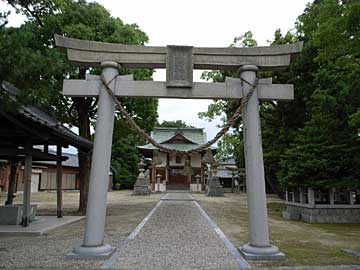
[105,193,246,270]
[256,266,360,270]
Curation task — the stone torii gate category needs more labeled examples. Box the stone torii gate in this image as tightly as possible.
[55,35,302,260]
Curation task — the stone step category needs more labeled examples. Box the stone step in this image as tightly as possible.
[166,185,190,191]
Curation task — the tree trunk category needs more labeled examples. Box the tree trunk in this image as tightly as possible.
[74,68,93,214]
[74,97,92,214]
[265,175,284,199]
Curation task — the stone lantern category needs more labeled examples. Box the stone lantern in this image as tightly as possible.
[195,174,201,192]
[132,159,151,196]
[206,161,224,197]
[156,173,162,193]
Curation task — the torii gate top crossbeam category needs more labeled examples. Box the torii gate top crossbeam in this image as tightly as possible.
[54,35,303,71]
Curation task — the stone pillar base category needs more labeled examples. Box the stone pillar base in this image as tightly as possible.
[206,185,224,197]
[132,185,151,196]
[206,175,224,197]
[239,243,285,260]
[66,243,116,260]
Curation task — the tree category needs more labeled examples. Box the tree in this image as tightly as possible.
[112,92,158,189]
[350,108,360,137]
[277,0,360,189]
[111,121,142,189]
[200,0,360,192]
[157,120,194,128]
[6,0,58,27]
[0,0,158,212]
[258,29,309,191]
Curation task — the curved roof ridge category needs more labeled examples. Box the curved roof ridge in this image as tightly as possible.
[161,132,197,145]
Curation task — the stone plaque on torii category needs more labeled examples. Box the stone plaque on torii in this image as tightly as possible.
[55,35,302,260]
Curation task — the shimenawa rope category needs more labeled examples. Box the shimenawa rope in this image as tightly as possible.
[100,74,258,155]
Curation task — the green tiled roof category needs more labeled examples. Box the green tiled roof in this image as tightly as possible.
[138,143,203,151]
[138,127,207,151]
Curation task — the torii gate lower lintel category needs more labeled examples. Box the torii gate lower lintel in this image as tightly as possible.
[56,35,303,260]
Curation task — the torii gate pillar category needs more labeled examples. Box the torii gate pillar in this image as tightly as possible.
[70,61,119,259]
[239,65,285,260]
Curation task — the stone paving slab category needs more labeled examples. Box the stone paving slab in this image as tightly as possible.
[0,216,84,236]
[103,197,247,270]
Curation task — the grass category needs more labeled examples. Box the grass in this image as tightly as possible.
[193,192,360,268]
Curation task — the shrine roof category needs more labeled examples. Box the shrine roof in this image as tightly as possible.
[0,81,93,151]
[138,127,207,152]
[138,143,202,152]
[152,128,206,144]
[33,150,79,167]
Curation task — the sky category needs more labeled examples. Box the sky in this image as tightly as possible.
[95,0,310,140]
[1,0,310,152]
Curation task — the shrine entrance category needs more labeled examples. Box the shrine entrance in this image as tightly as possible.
[55,35,302,260]
[168,171,189,190]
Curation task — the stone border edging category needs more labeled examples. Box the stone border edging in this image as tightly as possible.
[0,216,85,236]
[127,200,163,240]
[192,200,251,270]
[100,200,163,269]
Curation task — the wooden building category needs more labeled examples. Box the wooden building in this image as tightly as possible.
[0,81,92,225]
[1,151,80,193]
[138,128,209,192]
[35,151,81,191]
[1,150,113,193]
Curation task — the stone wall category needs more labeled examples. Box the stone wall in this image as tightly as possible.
[283,203,360,224]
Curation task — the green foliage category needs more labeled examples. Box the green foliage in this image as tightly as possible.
[259,29,306,190]
[215,132,244,168]
[278,90,360,188]
[230,31,258,48]
[349,108,360,137]
[111,121,141,189]
[198,100,227,123]
[0,0,159,190]
[0,23,69,117]
[277,0,360,189]
[157,120,194,128]
[112,97,158,189]
[200,0,360,190]
[7,0,60,26]
[0,0,153,119]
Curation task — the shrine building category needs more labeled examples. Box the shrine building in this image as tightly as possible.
[138,127,209,192]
